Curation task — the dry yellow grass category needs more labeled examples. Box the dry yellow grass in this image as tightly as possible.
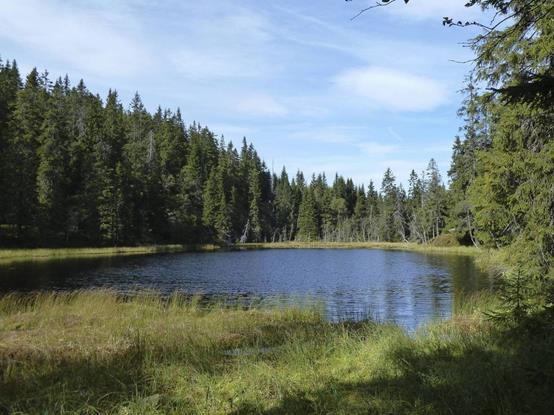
[0,244,220,264]
[238,241,482,256]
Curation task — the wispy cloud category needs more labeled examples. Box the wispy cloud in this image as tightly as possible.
[235,94,288,118]
[169,7,277,81]
[357,142,398,156]
[171,49,270,81]
[334,66,448,111]
[0,0,151,78]
[0,0,466,187]
[289,127,356,144]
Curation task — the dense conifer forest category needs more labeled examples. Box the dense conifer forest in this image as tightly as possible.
[1,1,554,413]
[0,0,552,316]
[0,59,455,247]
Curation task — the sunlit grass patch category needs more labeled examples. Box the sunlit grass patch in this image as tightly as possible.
[238,241,482,257]
[0,244,220,264]
[1,290,552,414]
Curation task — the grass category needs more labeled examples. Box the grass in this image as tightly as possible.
[238,241,482,256]
[0,240,485,263]
[0,242,484,267]
[0,244,220,264]
[1,290,553,414]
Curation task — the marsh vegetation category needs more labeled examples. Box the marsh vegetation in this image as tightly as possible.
[1,290,553,415]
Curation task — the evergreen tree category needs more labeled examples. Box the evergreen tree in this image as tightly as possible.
[8,68,48,238]
[247,164,263,242]
[36,79,70,241]
[274,167,294,241]
[202,150,231,242]
[96,90,126,245]
[297,189,319,241]
[380,168,398,242]
[0,59,20,230]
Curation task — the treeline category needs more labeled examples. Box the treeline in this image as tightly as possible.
[0,0,551,318]
[0,60,455,247]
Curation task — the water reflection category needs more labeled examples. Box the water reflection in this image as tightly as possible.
[0,249,491,330]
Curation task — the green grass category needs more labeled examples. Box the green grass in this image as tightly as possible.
[0,242,484,268]
[0,244,220,264]
[238,241,482,256]
[1,290,552,414]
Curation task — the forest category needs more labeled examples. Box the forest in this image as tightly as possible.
[0,60,452,247]
[0,1,554,413]
[0,0,552,312]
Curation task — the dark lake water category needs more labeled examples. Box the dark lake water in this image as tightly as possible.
[0,249,491,330]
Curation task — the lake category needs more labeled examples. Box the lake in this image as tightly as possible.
[0,248,490,330]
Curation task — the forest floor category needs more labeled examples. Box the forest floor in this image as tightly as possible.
[1,290,553,415]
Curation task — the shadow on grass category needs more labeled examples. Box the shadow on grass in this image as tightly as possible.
[0,320,331,414]
[230,329,554,415]
[2,317,554,414]
[0,345,148,414]
[0,333,235,414]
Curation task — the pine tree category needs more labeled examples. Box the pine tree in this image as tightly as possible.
[247,164,263,242]
[202,150,231,242]
[96,90,127,245]
[0,59,21,229]
[8,68,48,238]
[297,189,319,241]
[36,79,70,241]
[274,167,295,241]
[380,168,398,241]
[177,123,218,240]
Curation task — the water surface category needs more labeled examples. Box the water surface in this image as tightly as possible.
[0,249,490,330]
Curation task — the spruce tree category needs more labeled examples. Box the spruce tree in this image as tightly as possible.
[0,59,21,229]
[36,79,70,241]
[380,168,398,242]
[297,189,319,241]
[247,165,263,242]
[96,90,127,244]
[8,68,48,238]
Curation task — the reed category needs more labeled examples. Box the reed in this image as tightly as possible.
[237,241,482,256]
[1,290,551,414]
[0,244,220,264]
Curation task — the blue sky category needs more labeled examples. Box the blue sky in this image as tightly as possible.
[0,0,484,186]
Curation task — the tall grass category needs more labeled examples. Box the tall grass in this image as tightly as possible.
[239,241,482,256]
[1,290,552,414]
[0,244,220,264]
[0,242,486,267]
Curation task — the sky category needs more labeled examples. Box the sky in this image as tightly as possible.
[0,0,485,187]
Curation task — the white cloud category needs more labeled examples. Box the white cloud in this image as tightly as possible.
[170,7,277,81]
[235,94,288,117]
[289,128,355,144]
[171,49,267,81]
[357,142,398,156]
[0,0,151,78]
[208,123,255,139]
[335,66,448,111]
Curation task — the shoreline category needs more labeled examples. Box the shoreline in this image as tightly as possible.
[2,290,549,414]
[0,244,221,263]
[0,241,482,265]
[237,241,481,256]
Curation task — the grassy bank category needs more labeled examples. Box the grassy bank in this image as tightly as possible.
[0,244,220,264]
[0,242,483,267]
[238,241,482,256]
[1,291,552,414]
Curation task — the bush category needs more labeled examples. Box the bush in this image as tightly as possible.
[431,233,460,247]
